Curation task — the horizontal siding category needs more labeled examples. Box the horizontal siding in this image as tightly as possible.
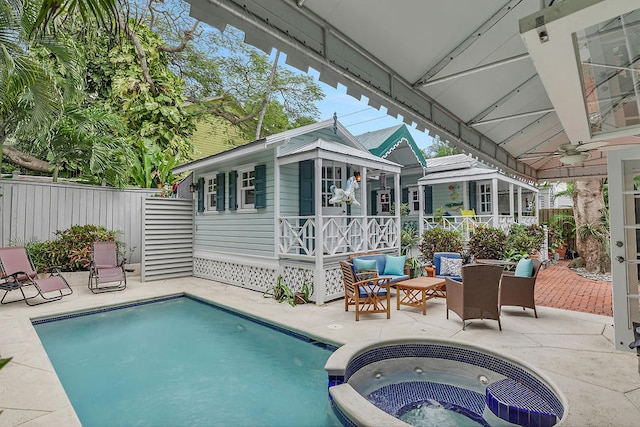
[193,151,276,258]
[280,163,299,216]
[0,179,158,263]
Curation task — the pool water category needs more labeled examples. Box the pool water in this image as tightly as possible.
[34,296,340,427]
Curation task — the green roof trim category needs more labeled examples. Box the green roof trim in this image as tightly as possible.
[357,124,427,168]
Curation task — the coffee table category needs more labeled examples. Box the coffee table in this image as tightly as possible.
[394,276,446,315]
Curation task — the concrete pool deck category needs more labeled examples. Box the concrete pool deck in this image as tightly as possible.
[0,273,638,426]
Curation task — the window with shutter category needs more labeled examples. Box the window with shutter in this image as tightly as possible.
[254,164,266,209]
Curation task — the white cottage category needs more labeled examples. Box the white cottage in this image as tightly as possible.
[417,154,539,240]
[173,119,402,304]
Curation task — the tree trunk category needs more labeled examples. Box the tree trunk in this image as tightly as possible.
[255,50,280,140]
[2,146,50,172]
[573,179,609,273]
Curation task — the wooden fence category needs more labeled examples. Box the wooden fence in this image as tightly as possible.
[538,208,573,225]
[0,178,161,263]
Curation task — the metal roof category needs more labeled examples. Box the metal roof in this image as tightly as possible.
[186,0,640,182]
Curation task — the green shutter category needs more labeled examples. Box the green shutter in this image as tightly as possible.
[254,164,267,209]
[402,188,409,204]
[216,172,225,211]
[469,182,477,212]
[424,185,433,214]
[371,190,377,215]
[299,160,314,215]
[197,177,205,213]
[229,170,237,211]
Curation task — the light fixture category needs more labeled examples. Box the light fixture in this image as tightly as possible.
[559,153,589,165]
[189,182,198,193]
[354,171,361,182]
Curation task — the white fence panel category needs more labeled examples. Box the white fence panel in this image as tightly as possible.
[0,178,159,263]
[142,198,194,282]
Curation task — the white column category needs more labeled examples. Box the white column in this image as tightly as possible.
[517,187,523,224]
[395,172,402,251]
[463,181,469,210]
[361,167,369,251]
[509,183,514,220]
[491,178,499,227]
[314,158,325,305]
[418,183,424,237]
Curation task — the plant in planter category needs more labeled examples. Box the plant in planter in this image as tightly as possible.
[401,223,422,277]
[263,276,296,307]
[294,280,314,305]
[468,225,508,260]
[419,227,463,264]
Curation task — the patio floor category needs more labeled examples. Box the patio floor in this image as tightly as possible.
[0,263,636,427]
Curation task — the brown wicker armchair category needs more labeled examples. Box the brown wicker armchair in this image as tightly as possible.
[499,258,542,318]
[445,264,504,330]
[339,261,391,321]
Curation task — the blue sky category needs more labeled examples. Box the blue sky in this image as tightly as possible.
[307,71,435,151]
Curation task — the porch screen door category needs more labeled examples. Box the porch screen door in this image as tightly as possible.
[322,164,346,254]
[609,148,640,351]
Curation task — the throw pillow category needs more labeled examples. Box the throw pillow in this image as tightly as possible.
[353,258,378,273]
[383,255,406,276]
[440,257,462,277]
[515,258,534,277]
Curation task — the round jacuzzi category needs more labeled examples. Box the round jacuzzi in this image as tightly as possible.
[325,338,567,427]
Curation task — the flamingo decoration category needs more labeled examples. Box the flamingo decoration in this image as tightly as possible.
[329,176,360,206]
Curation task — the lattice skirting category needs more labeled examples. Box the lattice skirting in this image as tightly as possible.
[193,257,345,304]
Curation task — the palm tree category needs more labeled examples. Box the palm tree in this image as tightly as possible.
[0,0,59,168]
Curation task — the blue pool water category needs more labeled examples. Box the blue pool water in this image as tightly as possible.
[34,296,340,427]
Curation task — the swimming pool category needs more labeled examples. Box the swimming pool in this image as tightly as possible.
[34,295,341,426]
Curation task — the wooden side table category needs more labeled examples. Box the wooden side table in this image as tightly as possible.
[394,277,446,315]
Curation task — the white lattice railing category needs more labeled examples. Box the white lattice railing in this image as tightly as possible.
[279,215,399,257]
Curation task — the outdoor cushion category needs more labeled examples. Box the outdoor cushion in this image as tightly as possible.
[433,252,461,275]
[440,257,462,277]
[384,255,406,276]
[351,254,386,275]
[515,258,534,277]
[353,258,377,273]
[358,285,388,297]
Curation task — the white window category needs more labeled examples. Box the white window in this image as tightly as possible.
[408,187,420,214]
[205,174,218,211]
[478,182,492,213]
[239,168,255,209]
[321,165,343,208]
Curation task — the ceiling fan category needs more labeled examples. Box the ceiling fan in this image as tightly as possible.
[518,141,609,165]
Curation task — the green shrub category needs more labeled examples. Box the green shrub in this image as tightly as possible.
[419,227,463,262]
[51,225,120,271]
[24,240,55,272]
[507,223,545,255]
[468,225,508,260]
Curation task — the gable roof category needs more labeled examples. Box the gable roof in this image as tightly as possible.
[356,124,427,168]
[174,118,376,174]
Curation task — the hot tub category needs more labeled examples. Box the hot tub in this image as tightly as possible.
[325,338,567,427]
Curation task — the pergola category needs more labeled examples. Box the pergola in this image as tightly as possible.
[185,0,640,351]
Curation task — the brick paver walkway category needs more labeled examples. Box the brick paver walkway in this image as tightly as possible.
[535,260,613,316]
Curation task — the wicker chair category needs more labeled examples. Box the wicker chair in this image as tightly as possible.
[499,258,542,318]
[445,264,504,330]
[339,261,391,321]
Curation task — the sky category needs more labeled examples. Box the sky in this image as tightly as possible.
[306,70,435,152]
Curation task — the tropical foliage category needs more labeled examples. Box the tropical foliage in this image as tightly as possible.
[468,225,508,260]
[419,227,463,262]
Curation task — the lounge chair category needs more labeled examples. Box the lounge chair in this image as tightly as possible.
[0,246,72,306]
[339,261,391,321]
[88,242,126,293]
[446,264,503,330]
[499,258,542,317]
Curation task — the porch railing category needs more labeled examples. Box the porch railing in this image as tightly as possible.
[422,214,538,241]
[278,215,399,257]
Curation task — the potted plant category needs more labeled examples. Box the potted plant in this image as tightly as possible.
[263,276,296,307]
[294,281,314,305]
[401,223,422,277]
